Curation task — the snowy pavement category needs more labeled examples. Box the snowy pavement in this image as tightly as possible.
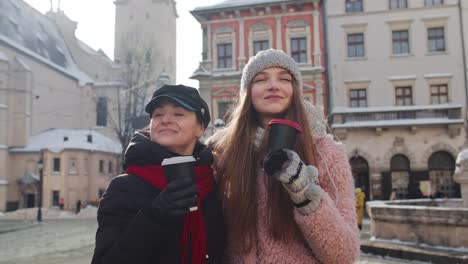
[0,216,421,264]
[0,219,96,263]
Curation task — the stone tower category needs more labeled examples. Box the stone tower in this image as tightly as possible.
[114,0,177,84]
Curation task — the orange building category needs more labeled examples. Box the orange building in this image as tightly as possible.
[191,0,327,135]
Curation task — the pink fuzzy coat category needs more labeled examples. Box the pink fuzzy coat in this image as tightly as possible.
[213,134,360,263]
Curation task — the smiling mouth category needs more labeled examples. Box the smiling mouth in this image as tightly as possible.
[265,95,283,99]
[159,130,177,134]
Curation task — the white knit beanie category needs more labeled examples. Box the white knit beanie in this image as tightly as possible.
[240,49,303,94]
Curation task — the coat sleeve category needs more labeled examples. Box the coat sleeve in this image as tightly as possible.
[91,175,171,264]
[293,136,360,264]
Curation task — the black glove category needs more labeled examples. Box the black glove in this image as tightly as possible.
[262,149,288,176]
[151,177,198,223]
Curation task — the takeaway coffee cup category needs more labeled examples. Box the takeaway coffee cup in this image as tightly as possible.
[161,156,198,212]
[267,119,302,151]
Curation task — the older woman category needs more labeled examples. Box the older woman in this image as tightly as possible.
[92,84,224,264]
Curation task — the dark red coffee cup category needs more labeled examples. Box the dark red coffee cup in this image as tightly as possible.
[267,119,302,151]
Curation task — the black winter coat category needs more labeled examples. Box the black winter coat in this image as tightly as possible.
[91,131,225,264]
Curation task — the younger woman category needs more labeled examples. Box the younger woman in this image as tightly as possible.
[209,49,360,263]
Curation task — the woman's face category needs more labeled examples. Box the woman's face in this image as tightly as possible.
[251,67,294,126]
[150,101,204,155]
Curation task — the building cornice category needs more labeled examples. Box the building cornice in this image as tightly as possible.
[327,4,458,19]
[192,1,318,23]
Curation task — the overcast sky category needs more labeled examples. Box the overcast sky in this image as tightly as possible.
[23,0,223,88]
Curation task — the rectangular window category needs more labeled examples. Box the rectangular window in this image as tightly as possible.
[349,89,367,107]
[291,37,307,63]
[53,158,60,172]
[395,86,413,106]
[347,33,365,58]
[217,101,233,121]
[52,191,60,206]
[68,159,78,174]
[346,0,363,13]
[389,0,407,9]
[428,27,445,52]
[430,84,448,104]
[217,43,232,69]
[96,97,108,127]
[392,30,410,54]
[425,0,443,6]
[99,160,105,174]
[253,40,269,55]
[108,161,113,175]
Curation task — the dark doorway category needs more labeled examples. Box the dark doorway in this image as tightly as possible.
[390,154,411,199]
[25,193,35,208]
[350,156,370,201]
[428,151,459,198]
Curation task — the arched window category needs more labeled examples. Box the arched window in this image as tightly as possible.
[428,151,458,198]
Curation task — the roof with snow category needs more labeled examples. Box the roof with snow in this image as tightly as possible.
[18,172,39,185]
[10,128,122,154]
[0,0,93,85]
[193,0,288,12]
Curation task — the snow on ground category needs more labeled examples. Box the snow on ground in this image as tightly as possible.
[0,206,97,220]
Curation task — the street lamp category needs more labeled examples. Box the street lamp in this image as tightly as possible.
[37,149,44,222]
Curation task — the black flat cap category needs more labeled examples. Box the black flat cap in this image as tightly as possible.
[145,84,211,128]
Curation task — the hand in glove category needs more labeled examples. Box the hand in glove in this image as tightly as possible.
[263,149,288,176]
[263,149,322,215]
[151,177,198,223]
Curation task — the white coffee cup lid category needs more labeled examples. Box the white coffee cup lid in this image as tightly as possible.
[161,156,196,166]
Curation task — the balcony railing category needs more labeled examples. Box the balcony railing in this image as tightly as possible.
[332,103,464,129]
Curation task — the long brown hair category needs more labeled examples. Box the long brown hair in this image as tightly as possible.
[211,72,317,252]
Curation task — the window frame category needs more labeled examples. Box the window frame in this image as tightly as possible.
[430,84,448,104]
[427,27,446,53]
[347,33,365,58]
[395,86,413,106]
[346,0,363,13]
[389,0,407,9]
[290,37,308,63]
[53,158,61,173]
[392,30,410,55]
[99,160,105,174]
[96,97,108,127]
[253,40,269,55]
[425,0,443,6]
[216,43,233,69]
[349,88,367,107]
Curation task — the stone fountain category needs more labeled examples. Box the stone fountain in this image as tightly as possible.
[366,149,468,248]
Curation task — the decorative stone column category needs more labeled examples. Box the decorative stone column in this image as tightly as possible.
[454,148,468,207]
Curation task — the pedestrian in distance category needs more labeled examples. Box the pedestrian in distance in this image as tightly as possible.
[75,199,81,214]
[91,84,225,264]
[355,187,366,230]
[59,197,64,210]
[208,49,360,263]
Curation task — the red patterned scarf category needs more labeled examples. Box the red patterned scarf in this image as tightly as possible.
[125,165,213,264]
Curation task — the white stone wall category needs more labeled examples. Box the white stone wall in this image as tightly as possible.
[327,0,465,108]
[114,0,177,84]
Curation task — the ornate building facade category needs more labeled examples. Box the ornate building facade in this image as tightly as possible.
[327,0,466,200]
[191,0,327,135]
